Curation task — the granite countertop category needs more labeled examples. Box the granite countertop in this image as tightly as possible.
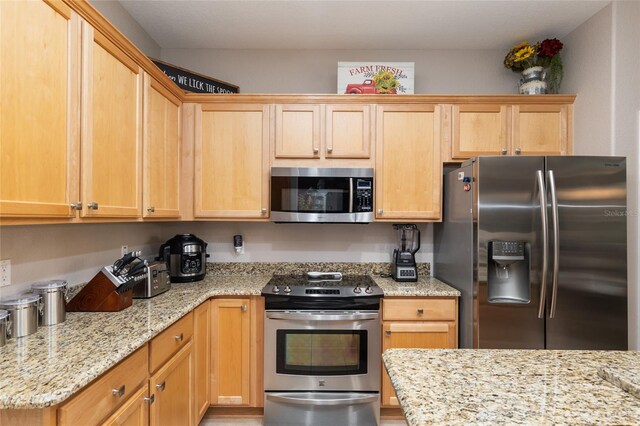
[599,366,640,400]
[383,348,640,425]
[0,262,457,410]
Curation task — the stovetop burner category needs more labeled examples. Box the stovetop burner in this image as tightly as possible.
[262,273,383,298]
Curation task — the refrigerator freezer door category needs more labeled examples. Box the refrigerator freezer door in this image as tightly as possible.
[545,156,627,349]
[476,156,546,349]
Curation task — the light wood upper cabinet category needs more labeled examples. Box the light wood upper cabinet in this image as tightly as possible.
[194,104,269,219]
[194,302,211,422]
[0,0,81,218]
[325,104,372,158]
[143,75,181,218]
[81,24,142,218]
[211,298,251,406]
[375,105,442,221]
[274,104,321,158]
[451,104,509,159]
[512,105,571,155]
[149,342,194,426]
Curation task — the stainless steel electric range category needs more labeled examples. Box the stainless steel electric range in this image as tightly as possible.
[262,272,383,426]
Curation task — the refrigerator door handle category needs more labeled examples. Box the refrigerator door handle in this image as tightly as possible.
[536,170,549,319]
[548,170,560,318]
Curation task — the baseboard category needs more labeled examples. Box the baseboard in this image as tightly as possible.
[203,407,264,418]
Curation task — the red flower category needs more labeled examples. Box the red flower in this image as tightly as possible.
[538,38,563,58]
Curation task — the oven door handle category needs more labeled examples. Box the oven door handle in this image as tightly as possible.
[266,393,378,406]
[265,312,379,321]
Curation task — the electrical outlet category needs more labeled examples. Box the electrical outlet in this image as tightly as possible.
[0,259,11,288]
[121,245,128,257]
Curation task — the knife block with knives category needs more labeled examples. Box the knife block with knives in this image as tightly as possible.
[66,252,147,312]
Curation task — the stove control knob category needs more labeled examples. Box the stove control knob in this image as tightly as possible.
[284,286,292,294]
[272,285,280,293]
[365,286,373,294]
[353,286,362,294]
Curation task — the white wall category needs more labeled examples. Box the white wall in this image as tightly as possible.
[0,223,166,298]
[160,222,433,265]
[563,0,640,349]
[160,48,516,94]
[90,0,161,58]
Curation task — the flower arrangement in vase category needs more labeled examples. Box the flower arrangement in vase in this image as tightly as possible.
[504,38,564,94]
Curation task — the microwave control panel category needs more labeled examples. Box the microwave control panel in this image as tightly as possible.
[354,179,373,212]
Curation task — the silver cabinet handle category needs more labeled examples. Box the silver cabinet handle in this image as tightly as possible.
[327,147,333,153]
[144,395,155,404]
[87,202,99,210]
[156,382,166,391]
[377,209,383,215]
[147,206,155,213]
[313,147,319,154]
[515,148,522,155]
[240,304,247,312]
[261,208,267,214]
[501,148,508,155]
[174,333,183,342]
[112,385,125,397]
[69,202,82,210]
[536,170,549,319]
[417,308,424,315]
[385,330,391,336]
[548,170,560,319]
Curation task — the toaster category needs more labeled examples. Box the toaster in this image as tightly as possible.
[132,261,171,299]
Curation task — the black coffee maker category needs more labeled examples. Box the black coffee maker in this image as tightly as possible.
[392,224,420,282]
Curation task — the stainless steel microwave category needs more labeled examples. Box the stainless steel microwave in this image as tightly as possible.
[270,168,374,223]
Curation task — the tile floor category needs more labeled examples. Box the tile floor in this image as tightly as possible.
[200,418,407,426]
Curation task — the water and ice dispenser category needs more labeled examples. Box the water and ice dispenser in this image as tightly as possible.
[487,241,530,303]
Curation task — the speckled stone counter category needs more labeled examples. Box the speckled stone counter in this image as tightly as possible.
[0,262,457,409]
[383,348,640,425]
[599,366,640,400]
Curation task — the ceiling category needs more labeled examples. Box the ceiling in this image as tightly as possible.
[118,0,610,50]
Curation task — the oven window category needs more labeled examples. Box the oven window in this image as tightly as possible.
[271,177,351,213]
[276,330,368,376]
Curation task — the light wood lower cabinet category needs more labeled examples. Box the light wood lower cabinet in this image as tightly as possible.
[149,342,194,426]
[381,297,458,407]
[101,386,149,426]
[194,301,211,422]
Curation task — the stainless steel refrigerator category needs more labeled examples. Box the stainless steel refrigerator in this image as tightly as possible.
[434,156,627,349]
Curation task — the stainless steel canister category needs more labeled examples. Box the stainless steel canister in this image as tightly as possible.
[0,294,41,338]
[0,310,10,347]
[31,280,68,326]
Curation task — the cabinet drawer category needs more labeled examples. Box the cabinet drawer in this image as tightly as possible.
[150,312,193,373]
[383,298,456,321]
[59,344,148,426]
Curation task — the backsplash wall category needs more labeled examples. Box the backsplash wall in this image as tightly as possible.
[0,221,433,297]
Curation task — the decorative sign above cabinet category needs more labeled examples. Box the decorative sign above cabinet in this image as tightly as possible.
[338,62,415,94]
[152,59,239,94]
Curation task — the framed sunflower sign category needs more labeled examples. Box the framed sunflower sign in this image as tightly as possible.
[338,62,414,94]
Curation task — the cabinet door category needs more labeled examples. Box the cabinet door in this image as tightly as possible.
[81,24,142,218]
[194,302,211,422]
[325,104,372,158]
[451,105,509,159]
[512,105,571,155]
[101,385,149,426]
[211,298,251,405]
[195,104,269,218]
[150,342,194,426]
[143,75,181,218]
[0,0,80,218]
[274,104,321,158]
[381,322,456,406]
[375,105,442,220]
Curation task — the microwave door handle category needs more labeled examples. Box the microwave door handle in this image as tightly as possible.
[265,312,378,321]
[266,393,379,406]
[349,178,354,213]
